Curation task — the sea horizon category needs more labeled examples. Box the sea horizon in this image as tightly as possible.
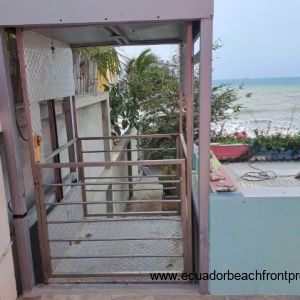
[212,76,300,136]
[213,76,300,87]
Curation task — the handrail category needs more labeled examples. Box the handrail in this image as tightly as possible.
[81,147,177,153]
[44,138,77,162]
[79,133,179,141]
[38,159,185,169]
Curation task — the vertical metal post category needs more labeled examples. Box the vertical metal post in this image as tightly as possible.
[77,138,88,216]
[101,99,111,168]
[71,96,79,140]
[106,184,113,214]
[16,30,52,283]
[47,100,63,201]
[180,161,192,273]
[127,140,133,199]
[0,28,35,292]
[175,136,181,206]
[62,96,76,172]
[184,22,193,272]
[178,45,184,136]
[198,17,213,295]
[71,96,88,215]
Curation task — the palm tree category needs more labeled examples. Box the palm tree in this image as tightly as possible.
[76,47,121,82]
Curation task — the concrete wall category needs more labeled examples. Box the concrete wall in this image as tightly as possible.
[1,93,113,213]
[0,133,17,300]
[210,194,300,295]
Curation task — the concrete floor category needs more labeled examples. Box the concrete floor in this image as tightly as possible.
[224,161,300,196]
[53,218,183,276]
[19,284,300,300]
[51,175,183,278]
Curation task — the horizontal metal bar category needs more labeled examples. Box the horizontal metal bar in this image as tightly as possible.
[45,199,182,206]
[51,254,183,259]
[84,174,177,179]
[49,237,182,242]
[79,211,179,217]
[47,217,182,224]
[85,187,177,192]
[79,134,179,141]
[44,138,77,161]
[39,159,185,169]
[82,148,177,154]
[50,271,183,279]
[43,180,180,187]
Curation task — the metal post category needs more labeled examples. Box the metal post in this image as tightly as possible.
[184,22,193,271]
[101,99,112,168]
[0,28,35,292]
[127,140,133,199]
[62,96,76,172]
[71,96,79,140]
[198,17,213,295]
[16,30,52,283]
[77,138,88,216]
[71,96,88,215]
[180,161,192,273]
[178,45,184,136]
[47,100,63,201]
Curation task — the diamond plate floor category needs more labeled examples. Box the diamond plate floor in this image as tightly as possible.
[52,217,183,275]
[224,161,300,189]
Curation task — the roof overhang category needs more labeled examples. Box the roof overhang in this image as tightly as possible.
[0,0,213,27]
[0,0,213,46]
[34,22,186,47]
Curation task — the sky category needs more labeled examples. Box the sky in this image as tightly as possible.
[119,0,300,80]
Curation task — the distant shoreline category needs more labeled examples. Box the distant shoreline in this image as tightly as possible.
[213,76,300,136]
[213,76,300,88]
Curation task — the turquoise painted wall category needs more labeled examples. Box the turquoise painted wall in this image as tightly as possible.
[209,195,300,295]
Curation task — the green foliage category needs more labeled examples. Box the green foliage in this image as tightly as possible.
[76,47,121,81]
[109,49,181,137]
[211,128,300,156]
[109,48,244,159]
[211,84,243,124]
[211,134,248,145]
[249,130,300,153]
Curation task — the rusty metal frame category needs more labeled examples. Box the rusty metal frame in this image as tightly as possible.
[37,157,190,279]
[183,22,194,274]
[7,7,214,288]
[16,29,53,283]
[45,199,182,206]
[198,17,213,294]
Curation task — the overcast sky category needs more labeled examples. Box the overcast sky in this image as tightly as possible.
[119,0,300,80]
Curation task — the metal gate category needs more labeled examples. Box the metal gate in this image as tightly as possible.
[16,30,192,283]
[35,135,191,283]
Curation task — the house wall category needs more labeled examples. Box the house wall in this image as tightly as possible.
[0,132,17,300]
[209,194,300,295]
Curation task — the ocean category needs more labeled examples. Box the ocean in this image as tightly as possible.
[212,77,300,136]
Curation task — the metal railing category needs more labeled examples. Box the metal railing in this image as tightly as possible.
[34,133,191,282]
